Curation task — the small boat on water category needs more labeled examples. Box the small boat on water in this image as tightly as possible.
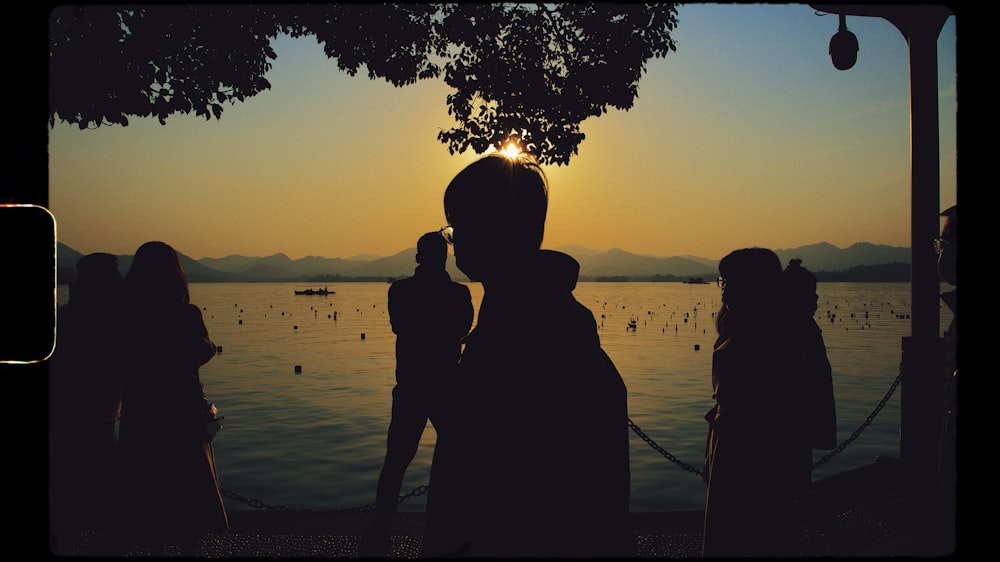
[294,287,334,295]
[683,277,710,284]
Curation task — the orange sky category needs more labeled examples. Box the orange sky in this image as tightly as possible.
[47,4,957,261]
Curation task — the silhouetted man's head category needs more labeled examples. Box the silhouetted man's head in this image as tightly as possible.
[443,153,548,282]
[937,205,957,286]
[70,252,123,303]
[416,230,448,268]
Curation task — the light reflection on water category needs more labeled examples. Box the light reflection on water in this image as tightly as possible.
[56,281,952,513]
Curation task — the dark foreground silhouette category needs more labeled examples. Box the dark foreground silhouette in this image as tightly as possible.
[936,205,957,553]
[422,153,634,558]
[782,258,838,503]
[360,231,473,557]
[111,241,228,554]
[702,248,803,557]
[49,252,126,555]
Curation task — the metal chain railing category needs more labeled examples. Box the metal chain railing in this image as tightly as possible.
[627,418,704,477]
[221,483,429,513]
[627,365,905,476]
[811,366,903,468]
[222,367,904,511]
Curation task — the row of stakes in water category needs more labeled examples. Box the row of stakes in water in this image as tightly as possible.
[291,332,366,374]
[208,339,367,375]
[215,304,368,374]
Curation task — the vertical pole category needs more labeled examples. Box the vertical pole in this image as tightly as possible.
[898,14,944,482]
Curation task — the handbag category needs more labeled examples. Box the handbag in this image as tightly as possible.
[191,369,223,443]
[199,399,224,443]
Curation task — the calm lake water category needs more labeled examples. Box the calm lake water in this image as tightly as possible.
[56,281,953,513]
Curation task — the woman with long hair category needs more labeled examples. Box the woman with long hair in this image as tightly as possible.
[702,247,802,557]
[114,241,228,554]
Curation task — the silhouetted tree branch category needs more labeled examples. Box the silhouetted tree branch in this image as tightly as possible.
[49,4,679,166]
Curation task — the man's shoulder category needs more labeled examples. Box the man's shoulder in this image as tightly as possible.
[450,280,472,294]
[388,275,416,290]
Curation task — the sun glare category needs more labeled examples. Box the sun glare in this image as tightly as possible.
[500,142,522,159]
[489,130,534,160]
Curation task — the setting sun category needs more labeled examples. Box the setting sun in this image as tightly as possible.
[499,142,522,159]
[494,129,532,159]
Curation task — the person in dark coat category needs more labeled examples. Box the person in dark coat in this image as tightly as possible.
[113,241,228,554]
[702,247,801,558]
[937,205,957,378]
[781,258,837,503]
[422,153,634,558]
[360,231,474,557]
[936,205,957,552]
[49,252,126,554]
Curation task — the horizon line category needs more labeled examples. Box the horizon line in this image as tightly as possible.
[56,240,911,264]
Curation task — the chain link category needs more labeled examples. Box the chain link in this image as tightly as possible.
[627,417,704,477]
[221,368,904,511]
[626,366,905,476]
[811,367,903,468]
[221,484,429,513]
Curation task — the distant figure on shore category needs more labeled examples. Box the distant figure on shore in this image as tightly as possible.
[49,252,126,554]
[359,231,473,557]
[422,153,634,558]
[781,258,837,504]
[113,241,228,554]
[702,247,801,557]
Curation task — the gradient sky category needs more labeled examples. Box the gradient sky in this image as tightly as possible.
[47,3,958,262]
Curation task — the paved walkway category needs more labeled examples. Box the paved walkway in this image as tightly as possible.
[59,458,958,557]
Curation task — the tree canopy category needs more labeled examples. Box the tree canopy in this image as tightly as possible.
[49,4,680,166]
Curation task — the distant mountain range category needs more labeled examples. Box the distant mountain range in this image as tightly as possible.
[56,241,912,284]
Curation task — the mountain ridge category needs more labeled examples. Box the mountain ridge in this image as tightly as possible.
[56,241,911,284]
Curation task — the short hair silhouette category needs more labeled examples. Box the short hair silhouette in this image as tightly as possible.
[941,205,957,241]
[443,153,548,251]
[71,252,123,302]
[937,205,957,286]
[416,231,447,266]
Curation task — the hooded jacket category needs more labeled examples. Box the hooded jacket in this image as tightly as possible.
[423,250,634,558]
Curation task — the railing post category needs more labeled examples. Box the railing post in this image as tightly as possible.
[809,2,952,486]
[898,9,947,485]
[899,336,943,483]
